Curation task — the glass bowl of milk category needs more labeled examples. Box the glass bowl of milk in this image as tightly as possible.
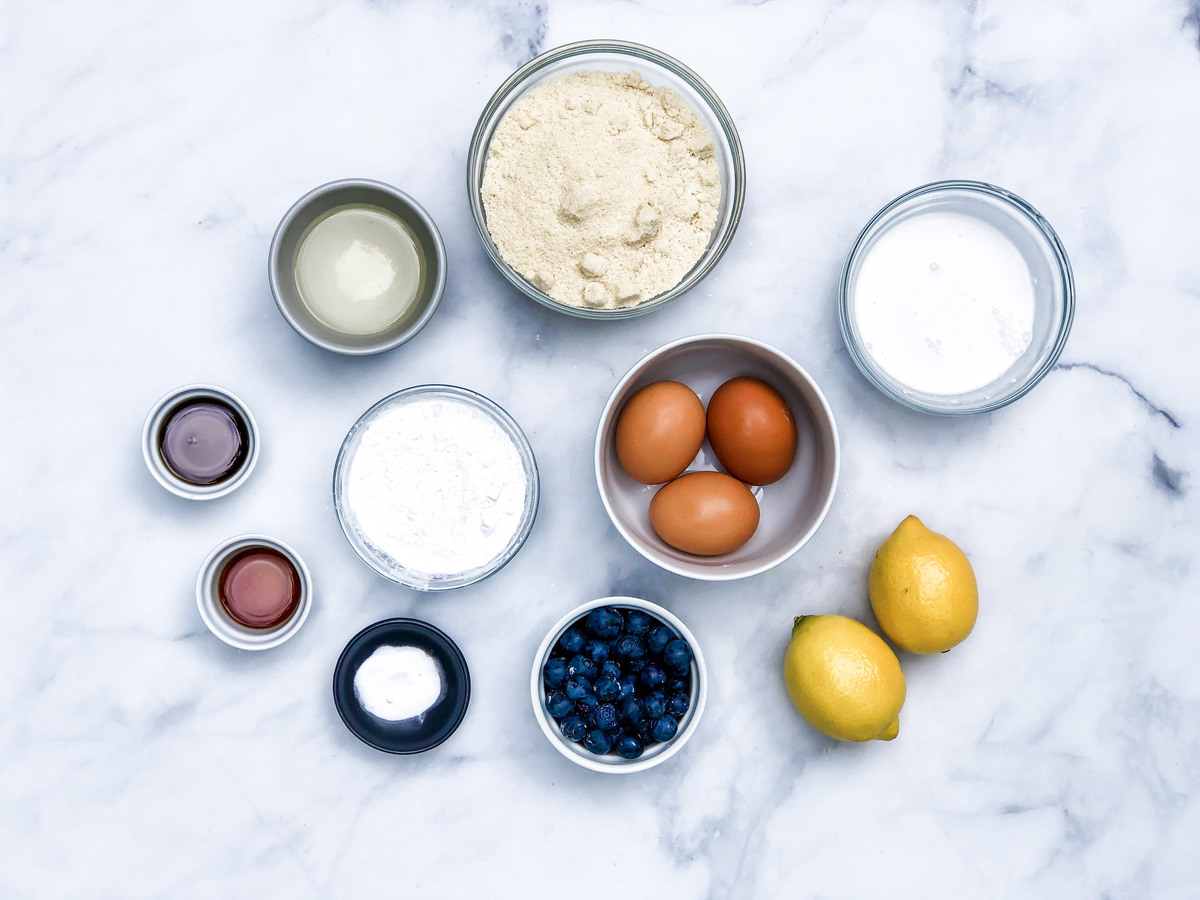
[840,181,1074,415]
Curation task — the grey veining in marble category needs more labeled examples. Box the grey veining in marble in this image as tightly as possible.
[1,1,1198,897]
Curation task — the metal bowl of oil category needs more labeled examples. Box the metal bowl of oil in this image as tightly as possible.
[269,178,447,355]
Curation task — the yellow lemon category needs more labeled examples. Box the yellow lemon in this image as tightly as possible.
[783,615,906,742]
[870,515,978,654]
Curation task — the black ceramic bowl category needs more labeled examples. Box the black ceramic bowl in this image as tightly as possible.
[333,618,471,754]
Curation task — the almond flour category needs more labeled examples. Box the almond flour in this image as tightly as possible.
[481,70,721,310]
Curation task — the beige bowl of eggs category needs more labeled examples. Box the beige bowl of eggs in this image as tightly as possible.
[594,334,840,580]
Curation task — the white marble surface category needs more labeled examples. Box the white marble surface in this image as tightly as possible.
[2,1,1199,896]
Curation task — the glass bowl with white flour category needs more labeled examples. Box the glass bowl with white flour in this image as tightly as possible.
[333,386,539,590]
[840,181,1074,415]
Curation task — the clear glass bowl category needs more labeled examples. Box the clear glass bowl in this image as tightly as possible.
[839,180,1074,415]
[333,385,540,591]
[467,39,746,320]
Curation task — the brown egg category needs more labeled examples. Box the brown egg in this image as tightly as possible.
[615,381,706,485]
[706,377,798,485]
[649,471,760,556]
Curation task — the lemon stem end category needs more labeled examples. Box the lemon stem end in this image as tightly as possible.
[877,717,900,741]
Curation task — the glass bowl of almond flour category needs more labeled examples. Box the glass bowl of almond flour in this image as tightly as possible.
[333,386,540,590]
[468,40,746,319]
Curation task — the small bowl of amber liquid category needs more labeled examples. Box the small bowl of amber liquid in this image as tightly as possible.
[197,534,312,650]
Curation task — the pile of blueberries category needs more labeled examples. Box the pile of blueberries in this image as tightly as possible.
[543,605,693,760]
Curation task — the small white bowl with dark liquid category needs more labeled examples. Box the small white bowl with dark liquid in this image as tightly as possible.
[142,384,259,500]
[196,534,312,651]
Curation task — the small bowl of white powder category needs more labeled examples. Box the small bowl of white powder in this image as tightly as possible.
[333,385,540,590]
[840,180,1074,415]
[468,40,745,319]
[333,618,470,754]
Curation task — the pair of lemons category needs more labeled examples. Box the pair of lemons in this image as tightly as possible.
[783,516,978,742]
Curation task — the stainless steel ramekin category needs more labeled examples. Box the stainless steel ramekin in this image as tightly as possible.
[142,384,259,500]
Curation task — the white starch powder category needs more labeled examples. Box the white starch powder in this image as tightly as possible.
[353,644,445,721]
[345,395,529,581]
[853,211,1035,395]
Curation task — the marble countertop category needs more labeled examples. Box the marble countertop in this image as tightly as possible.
[3,1,1198,896]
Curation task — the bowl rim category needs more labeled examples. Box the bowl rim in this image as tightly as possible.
[142,383,260,501]
[838,179,1075,415]
[332,617,472,755]
[195,533,312,651]
[268,177,448,356]
[466,38,746,320]
[332,384,541,591]
[530,596,708,774]
[593,333,841,581]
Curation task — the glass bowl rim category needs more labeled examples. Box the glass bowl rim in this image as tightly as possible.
[838,179,1075,416]
[466,38,746,320]
[332,384,540,591]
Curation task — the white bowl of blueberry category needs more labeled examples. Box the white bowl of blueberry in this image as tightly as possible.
[531,596,707,773]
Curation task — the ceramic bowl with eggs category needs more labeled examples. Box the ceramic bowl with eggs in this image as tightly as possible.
[594,334,840,580]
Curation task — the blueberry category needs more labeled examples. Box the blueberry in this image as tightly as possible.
[593,675,621,702]
[615,734,645,759]
[543,657,569,687]
[642,691,666,720]
[667,692,690,716]
[575,692,599,714]
[584,729,614,755]
[584,639,611,664]
[565,676,593,701]
[558,627,586,655]
[663,639,693,672]
[545,690,574,719]
[650,715,679,743]
[586,607,624,640]
[599,660,622,680]
[646,625,674,654]
[626,657,648,674]
[617,674,638,700]
[666,677,690,696]
[615,634,646,659]
[640,664,666,689]
[635,717,656,743]
[566,655,598,682]
[591,703,619,732]
[625,610,653,636]
[620,697,644,724]
[559,714,587,742]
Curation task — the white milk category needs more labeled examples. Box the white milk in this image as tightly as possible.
[853,210,1035,395]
